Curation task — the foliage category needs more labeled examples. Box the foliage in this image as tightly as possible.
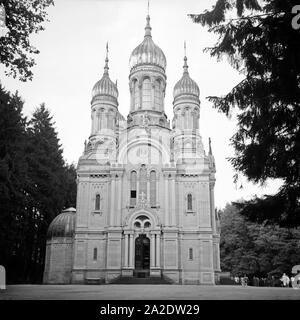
[0,0,54,81]
[190,0,300,226]
[220,203,300,277]
[0,86,77,283]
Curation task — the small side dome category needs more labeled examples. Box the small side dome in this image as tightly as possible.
[47,207,76,240]
[173,56,200,100]
[92,75,118,100]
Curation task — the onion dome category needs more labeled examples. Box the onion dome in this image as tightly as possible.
[47,207,76,240]
[129,15,166,71]
[173,55,200,100]
[92,45,118,101]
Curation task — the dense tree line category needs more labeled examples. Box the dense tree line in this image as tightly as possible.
[190,0,300,226]
[0,85,76,283]
[220,203,300,277]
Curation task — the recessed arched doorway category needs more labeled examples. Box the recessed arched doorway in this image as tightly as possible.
[135,234,150,274]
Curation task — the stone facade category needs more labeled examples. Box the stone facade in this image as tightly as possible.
[44,14,221,285]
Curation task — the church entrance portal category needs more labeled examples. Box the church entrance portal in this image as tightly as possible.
[135,235,150,277]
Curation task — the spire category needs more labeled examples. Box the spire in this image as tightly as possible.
[209,137,212,155]
[104,42,109,75]
[183,41,189,74]
[144,1,152,38]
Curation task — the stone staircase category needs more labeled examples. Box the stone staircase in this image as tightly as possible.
[110,276,173,284]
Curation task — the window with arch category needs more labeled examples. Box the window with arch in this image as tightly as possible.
[189,248,193,260]
[150,170,156,207]
[142,78,151,109]
[133,79,139,110]
[139,165,147,200]
[93,248,98,261]
[95,194,101,211]
[130,171,137,206]
[154,79,162,110]
[187,193,193,211]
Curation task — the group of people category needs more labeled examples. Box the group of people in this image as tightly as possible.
[233,272,300,288]
[280,273,300,289]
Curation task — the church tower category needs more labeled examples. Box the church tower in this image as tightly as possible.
[127,14,169,129]
[172,45,204,165]
[87,44,120,163]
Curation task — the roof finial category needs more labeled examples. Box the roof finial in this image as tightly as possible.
[145,1,152,38]
[104,42,109,75]
[183,41,188,74]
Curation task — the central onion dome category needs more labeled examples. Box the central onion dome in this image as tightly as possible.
[92,48,118,101]
[129,15,166,71]
[47,207,76,240]
[173,55,200,100]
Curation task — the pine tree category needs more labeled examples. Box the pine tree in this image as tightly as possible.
[190,0,300,226]
[0,85,28,282]
[24,104,69,282]
[0,87,77,283]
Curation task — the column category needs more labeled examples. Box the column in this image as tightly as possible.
[124,234,129,267]
[156,234,160,267]
[129,234,134,268]
[164,177,169,226]
[150,234,155,268]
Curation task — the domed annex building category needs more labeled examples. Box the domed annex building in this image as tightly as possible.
[43,14,221,285]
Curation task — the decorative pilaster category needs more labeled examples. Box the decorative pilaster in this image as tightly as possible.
[155,234,160,267]
[171,176,176,226]
[150,234,155,268]
[117,177,122,225]
[124,234,129,267]
[164,177,169,226]
[129,234,134,268]
[110,175,116,225]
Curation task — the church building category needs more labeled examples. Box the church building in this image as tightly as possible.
[43,13,221,285]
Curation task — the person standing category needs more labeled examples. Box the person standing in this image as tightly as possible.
[280,273,290,287]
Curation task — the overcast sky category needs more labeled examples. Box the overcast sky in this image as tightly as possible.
[0,0,282,208]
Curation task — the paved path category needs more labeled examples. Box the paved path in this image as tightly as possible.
[1,285,300,300]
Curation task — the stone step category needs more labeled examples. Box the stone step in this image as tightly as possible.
[110,276,173,285]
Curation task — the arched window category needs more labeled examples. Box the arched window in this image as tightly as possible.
[95,194,100,211]
[130,171,137,206]
[142,78,151,109]
[93,248,98,261]
[189,248,193,260]
[187,193,193,211]
[133,79,139,110]
[150,170,156,207]
[154,79,162,110]
[139,165,147,201]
